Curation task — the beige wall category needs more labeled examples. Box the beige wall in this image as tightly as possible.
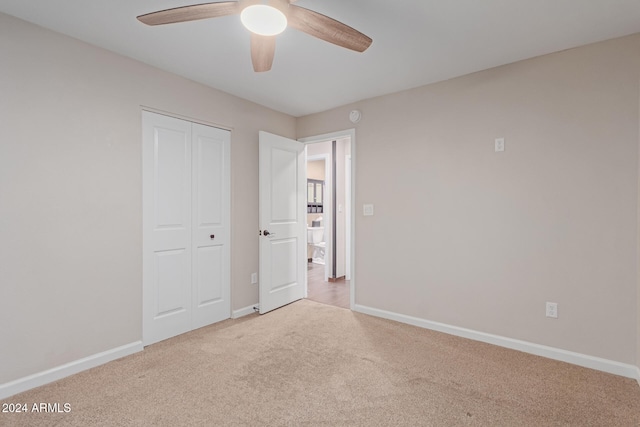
[2,10,639,388]
[298,34,640,364]
[0,13,295,384]
[307,160,325,181]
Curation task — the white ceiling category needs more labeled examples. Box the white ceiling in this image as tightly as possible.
[2,0,640,117]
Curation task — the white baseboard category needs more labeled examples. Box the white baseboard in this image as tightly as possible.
[354,304,639,381]
[0,341,143,400]
[232,304,258,319]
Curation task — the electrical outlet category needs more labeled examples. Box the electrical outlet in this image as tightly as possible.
[495,137,505,152]
[251,273,258,284]
[546,302,558,318]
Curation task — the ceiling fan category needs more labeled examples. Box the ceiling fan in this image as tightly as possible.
[137,0,372,72]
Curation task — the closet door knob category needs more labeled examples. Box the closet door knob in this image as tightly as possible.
[263,230,271,236]
[210,234,215,239]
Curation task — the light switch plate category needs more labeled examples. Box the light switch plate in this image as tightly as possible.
[495,137,505,152]
[363,204,374,216]
[545,302,558,318]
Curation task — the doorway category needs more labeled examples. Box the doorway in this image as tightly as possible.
[301,131,355,309]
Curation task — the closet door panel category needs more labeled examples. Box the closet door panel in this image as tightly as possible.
[143,112,192,345]
[191,123,230,329]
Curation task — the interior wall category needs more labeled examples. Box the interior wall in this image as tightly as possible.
[0,13,295,384]
[307,159,325,226]
[307,160,325,181]
[305,140,350,278]
[297,34,640,365]
[307,142,332,229]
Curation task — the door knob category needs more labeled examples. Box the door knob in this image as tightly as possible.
[263,230,271,236]
[210,234,215,239]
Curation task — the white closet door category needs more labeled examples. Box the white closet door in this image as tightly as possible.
[191,123,230,329]
[143,112,193,345]
[143,111,230,346]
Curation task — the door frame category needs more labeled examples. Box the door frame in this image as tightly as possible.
[345,154,352,281]
[299,129,356,310]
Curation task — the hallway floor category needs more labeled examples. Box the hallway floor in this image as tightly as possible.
[306,262,350,309]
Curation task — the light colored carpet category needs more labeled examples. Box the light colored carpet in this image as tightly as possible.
[2,299,640,426]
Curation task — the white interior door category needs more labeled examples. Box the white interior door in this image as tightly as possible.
[143,111,230,345]
[259,131,306,314]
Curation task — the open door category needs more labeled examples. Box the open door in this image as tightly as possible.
[259,131,306,314]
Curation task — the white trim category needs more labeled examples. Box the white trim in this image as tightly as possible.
[349,138,355,310]
[299,129,356,310]
[0,341,143,400]
[354,304,639,380]
[345,154,352,281]
[232,304,258,319]
[635,366,640,387]
[140,106,233,132]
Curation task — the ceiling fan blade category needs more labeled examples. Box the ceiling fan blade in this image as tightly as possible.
[251,34,276,72]
[288,5,372,53]
[137,1,240,26]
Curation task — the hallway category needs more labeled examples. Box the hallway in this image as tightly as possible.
[306,262,350,309]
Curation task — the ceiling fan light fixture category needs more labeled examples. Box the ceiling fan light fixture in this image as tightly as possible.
[240,5,287,36]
